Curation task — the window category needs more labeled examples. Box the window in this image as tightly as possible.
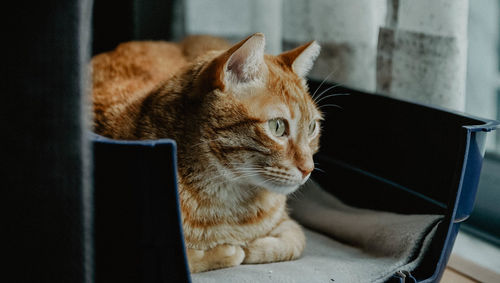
[461,1,500,247]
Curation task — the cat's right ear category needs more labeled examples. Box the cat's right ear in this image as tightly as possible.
[278,41,320,78]
[206,33,267,91]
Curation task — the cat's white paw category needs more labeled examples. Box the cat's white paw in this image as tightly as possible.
[188,244,245,273]
[243,236,282,264]
[212,244,246,265]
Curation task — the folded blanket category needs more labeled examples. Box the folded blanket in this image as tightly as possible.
[192,180,442,283]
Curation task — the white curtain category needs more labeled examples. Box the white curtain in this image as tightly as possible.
[185,0,468,111]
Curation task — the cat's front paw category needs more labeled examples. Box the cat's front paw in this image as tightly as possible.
[243,236,297,264]
[187,244,245,273]
[243,236,279,264]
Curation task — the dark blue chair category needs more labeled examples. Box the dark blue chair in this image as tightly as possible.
[92,82,498,282]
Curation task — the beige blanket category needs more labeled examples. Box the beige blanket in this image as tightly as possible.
[192,180,442,283]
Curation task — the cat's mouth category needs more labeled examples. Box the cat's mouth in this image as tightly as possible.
[230,164,308,194]
[238,167,306,194]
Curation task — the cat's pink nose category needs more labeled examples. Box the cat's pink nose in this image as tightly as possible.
[298,164,313,179]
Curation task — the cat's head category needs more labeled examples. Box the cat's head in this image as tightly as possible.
[196,33,322,195]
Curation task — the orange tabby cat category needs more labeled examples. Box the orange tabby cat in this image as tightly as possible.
[92,33,322,273]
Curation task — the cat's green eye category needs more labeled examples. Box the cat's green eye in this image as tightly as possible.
[308,120,317,136]
[268,118,286,137]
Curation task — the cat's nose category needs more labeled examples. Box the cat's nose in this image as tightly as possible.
[295,152,314,179]
[297,164,313,179]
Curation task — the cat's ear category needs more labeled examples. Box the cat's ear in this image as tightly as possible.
[225,33,266,84]
[279,41,321,77]
[209,33,266,91]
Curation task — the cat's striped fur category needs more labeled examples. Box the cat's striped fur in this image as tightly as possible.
[92,33,321,272]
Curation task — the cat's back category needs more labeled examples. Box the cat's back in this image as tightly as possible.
[92,40,187,109]
[92,36,231,138]
[92,41,187,137]
[92,36,230,101]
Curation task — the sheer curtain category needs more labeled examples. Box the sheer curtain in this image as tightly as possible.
[185,0,468,111]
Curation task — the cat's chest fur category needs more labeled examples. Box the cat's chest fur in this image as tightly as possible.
[179,180,287,249]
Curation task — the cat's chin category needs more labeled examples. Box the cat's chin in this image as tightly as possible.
[246,180,300,195]
[246,175,307,195]
[264,184,301,195]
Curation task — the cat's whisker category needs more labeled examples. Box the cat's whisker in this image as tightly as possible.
[234,166,267,172]
[235,172,267,179]
[288,188,305,201]
[207,165,269,182]
[313,161,326,173]
[254,176,274,189]
[313,167,326,173]
[318,104,343,110]
[314,92,350,105]
[310,67,339,100]
[288,193,300,201]
[235,173,265,180]
[313,83,339,102]
[263,172,295,180]
[201,164,269,185]
[235,171,263,177]
[313,84,341,104]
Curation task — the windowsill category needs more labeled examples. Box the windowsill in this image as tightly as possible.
[446,231,500,282]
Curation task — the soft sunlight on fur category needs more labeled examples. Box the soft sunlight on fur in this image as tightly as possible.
[92,33,321,273]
